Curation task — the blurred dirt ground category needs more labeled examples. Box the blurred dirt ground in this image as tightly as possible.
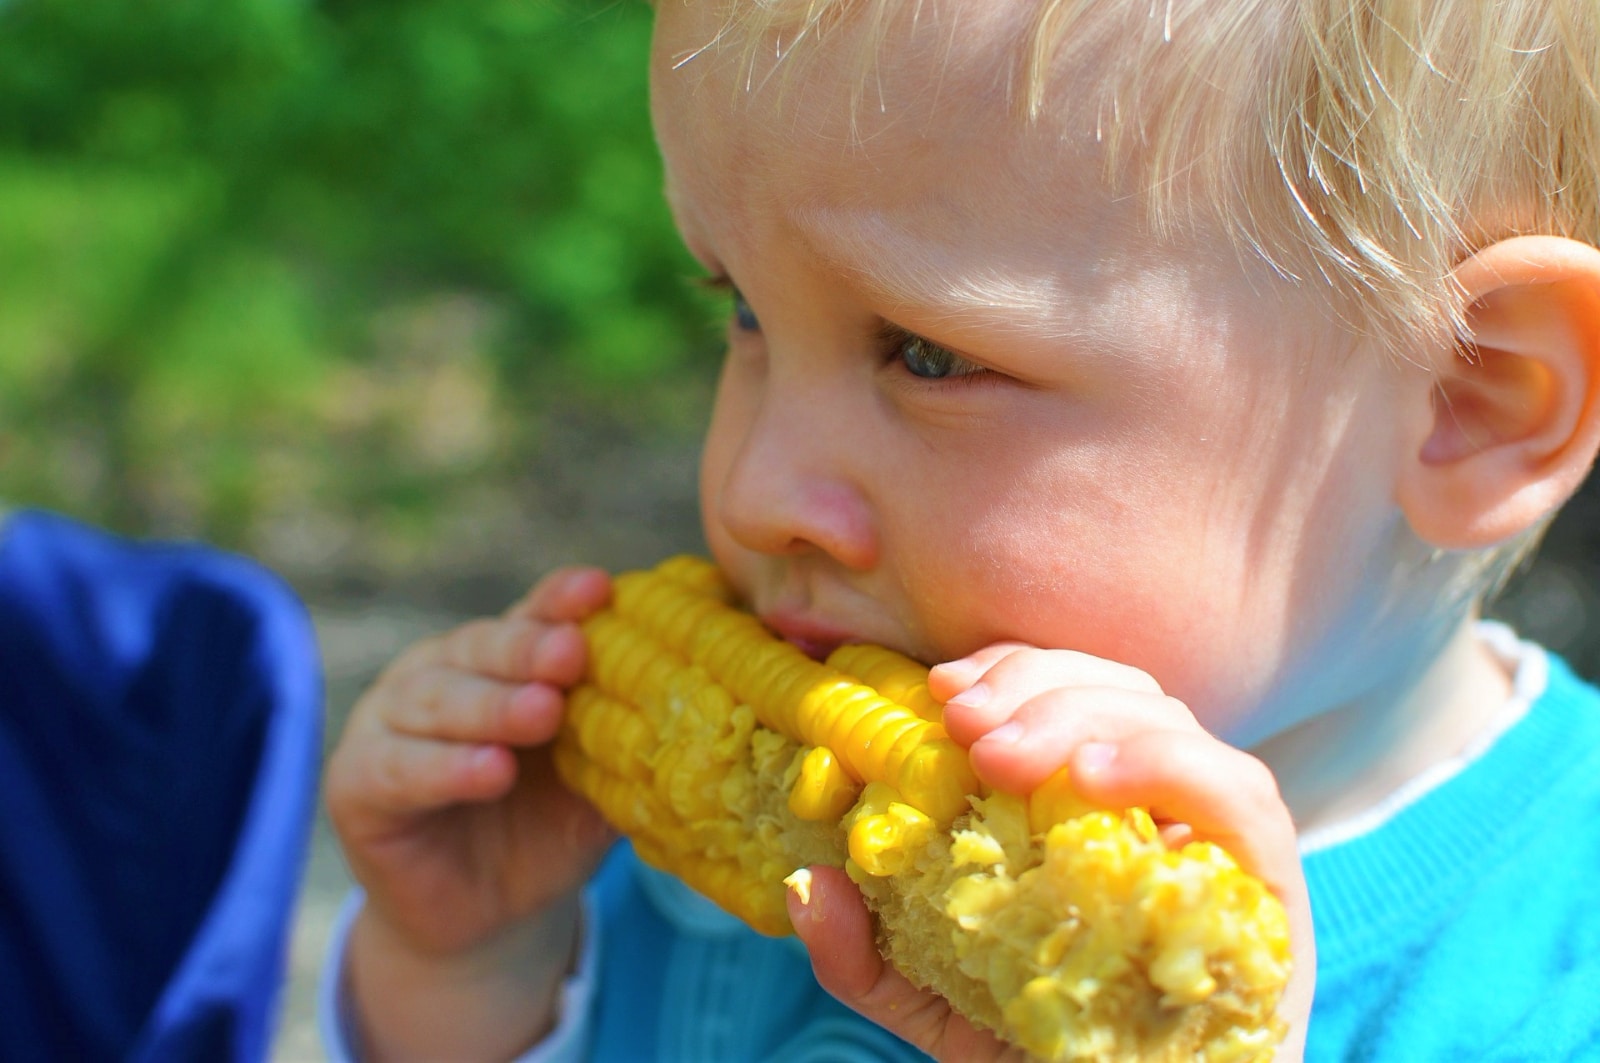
[263,419,1600,1059]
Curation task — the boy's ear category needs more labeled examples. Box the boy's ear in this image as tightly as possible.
[1397,235,1600,550]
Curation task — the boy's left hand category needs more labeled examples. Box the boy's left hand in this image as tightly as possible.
[785,643,1315,1062]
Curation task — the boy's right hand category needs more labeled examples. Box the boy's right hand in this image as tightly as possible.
[323,565,616,1059]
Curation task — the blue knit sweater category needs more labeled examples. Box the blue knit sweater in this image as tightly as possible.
[1300,644,1600,1061]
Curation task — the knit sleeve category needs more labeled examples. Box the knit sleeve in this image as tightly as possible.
[317,888,602,1063]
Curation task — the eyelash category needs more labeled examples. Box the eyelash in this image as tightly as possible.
[697,273,994,388]
[698,275,758,332]
[873,322,991,385]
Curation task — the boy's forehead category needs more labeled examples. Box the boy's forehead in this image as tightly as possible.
[650,0,1132,258]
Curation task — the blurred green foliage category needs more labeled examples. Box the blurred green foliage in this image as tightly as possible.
[0,0,718,557]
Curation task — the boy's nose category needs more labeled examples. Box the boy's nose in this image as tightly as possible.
[710,398,879,571]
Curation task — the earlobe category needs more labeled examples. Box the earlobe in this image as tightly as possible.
[1398,236,1600,550]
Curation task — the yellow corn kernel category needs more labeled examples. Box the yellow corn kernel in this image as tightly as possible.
[654,553,736,600]
[1029,766,1096,835]
[556,556,1292,1063]
[827,642,945,722]
[843,780,934,879]
[566,686,653,782]
[788,746,860,821]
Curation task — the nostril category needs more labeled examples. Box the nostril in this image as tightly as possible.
[715,480,879,570]
[706,397,880,570]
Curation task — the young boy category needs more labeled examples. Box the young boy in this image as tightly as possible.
[320,0,1600,1059]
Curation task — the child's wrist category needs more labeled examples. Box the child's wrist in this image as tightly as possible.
[347,893,583,1061]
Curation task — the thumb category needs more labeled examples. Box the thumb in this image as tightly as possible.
[785,865,1023,1062]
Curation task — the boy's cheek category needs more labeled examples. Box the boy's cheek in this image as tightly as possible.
[913,564,1289,734]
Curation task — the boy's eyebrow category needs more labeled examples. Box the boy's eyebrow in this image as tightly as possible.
[788,202,1188,367]
[788,203,1061,321]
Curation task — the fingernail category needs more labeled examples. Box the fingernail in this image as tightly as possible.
[1076,742,1117,774]
[985,721,1024,745]
[509,682,552,717]
[466,745,503,773]
[945,682,990,710]
[930,658,978,684]
[530,627,566,670]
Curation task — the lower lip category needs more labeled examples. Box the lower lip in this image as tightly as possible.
[759,619,849,662]
[783,635,843,662]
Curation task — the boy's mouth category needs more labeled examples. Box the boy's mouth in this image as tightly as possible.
[759,612,855,662]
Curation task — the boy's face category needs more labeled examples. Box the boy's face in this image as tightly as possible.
[652,3,1428,743]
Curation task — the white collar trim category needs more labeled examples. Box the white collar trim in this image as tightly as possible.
[1297,621,1547,854]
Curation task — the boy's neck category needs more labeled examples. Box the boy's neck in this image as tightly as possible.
[1255,615,1516,840]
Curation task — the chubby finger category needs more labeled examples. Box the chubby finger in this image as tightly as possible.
[507,566,612,624]
[787,866,1023,1062]
[1068,730,1298,884]
[965,687,1195,793]
[382,670,566,747]
[423,617,588,687]
[939,647,1165,747]
[332,732,518,818]
[927,641,1033,702]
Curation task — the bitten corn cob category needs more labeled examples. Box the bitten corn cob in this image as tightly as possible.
[553,556,1291,1063]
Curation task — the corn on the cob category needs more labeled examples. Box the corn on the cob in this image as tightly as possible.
[553,556,1291,1063]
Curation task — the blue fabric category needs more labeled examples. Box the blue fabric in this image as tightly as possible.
[0,510,322,1063]
[1303,651,1600,1062]
[587,844,931,1063]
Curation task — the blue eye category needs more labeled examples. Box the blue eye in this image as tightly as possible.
[731,288,760,332]
[896,333,981,379]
